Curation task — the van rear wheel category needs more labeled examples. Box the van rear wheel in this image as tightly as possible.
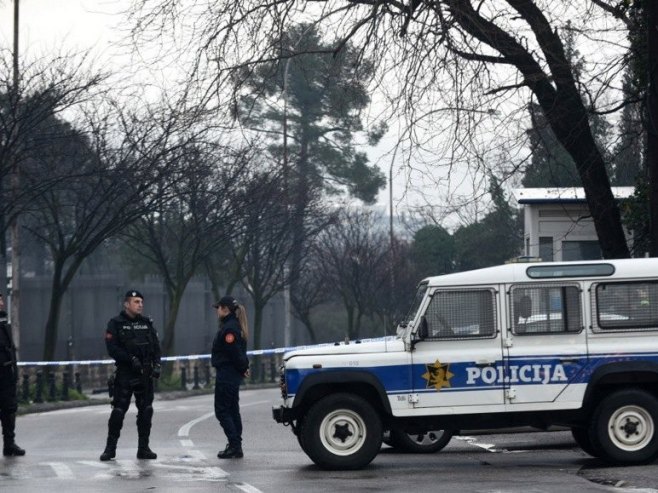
[588,389,658,465]
[389,429,454,453]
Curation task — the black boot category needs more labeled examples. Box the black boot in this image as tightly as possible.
[217,443,243,459]
[3,442,25,456]
[136,436,157,460]
[1,413,25,456]
[99,436,118,461]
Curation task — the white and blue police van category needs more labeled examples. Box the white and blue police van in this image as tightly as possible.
[273,258,658,469]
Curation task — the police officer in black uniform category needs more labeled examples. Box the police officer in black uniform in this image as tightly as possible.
[100,290,161,461]
[212,296,249,459]
[0,294,25,456]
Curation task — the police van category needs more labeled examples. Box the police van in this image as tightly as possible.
[272,259,658,470]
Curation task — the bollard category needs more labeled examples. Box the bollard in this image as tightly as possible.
[181,366,187,390]
[48,372,57,401]
[62,372,70,401]
[205,364,211,388]
[22,373,30,402]
[75,371,82,394]
[193,365,200,390]
[35,371,44,403]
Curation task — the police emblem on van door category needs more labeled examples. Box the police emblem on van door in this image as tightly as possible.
[421,360,454,391]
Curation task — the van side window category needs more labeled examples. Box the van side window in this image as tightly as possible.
[424,290,496,339]
[595,281,658,330]
[511,284,582,334]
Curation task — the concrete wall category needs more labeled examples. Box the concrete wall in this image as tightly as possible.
[10,274,296,361]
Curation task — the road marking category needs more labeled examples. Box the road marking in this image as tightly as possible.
[454,436,498,452]
[178,411,215,437]
[177,400,270,438]
[78,460,112,468]
[41,462,74,479]
[234,482,264,493]
[180,439,194,447]
[150,462,228,481]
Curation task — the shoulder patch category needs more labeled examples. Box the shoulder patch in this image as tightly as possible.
[105,331,113,341]
[224,333,235,344]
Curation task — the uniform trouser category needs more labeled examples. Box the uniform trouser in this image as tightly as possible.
[0,366,18,443]
[214,380,242,448]
[107,372,155,441]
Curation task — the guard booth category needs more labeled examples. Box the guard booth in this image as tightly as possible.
[513,187,635,262]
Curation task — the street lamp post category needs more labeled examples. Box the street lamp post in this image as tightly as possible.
[8,0,21,357]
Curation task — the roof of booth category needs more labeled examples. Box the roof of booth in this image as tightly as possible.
[513,187,635,204]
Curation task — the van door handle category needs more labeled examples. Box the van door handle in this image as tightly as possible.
[475,359,496,368]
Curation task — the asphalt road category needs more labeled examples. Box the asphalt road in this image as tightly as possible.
[2,388,658,492]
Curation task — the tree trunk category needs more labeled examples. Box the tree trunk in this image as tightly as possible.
[647,1,658,256]
[346,304,355,340]
[289,117,311,318]
[42,265,65,362]
[161,286,186,357]
[251,300,264,381]
[546,95,630,259]
[299,313,317,344]
[448,0,630,259]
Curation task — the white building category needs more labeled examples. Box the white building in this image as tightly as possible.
[513,187,635,262]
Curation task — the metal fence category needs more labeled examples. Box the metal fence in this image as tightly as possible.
[16,337,392,404]
[16,351,285,403]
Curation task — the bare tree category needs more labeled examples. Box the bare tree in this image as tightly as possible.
[120,142,252,356]
[315,208,390,340]
[290,250,333,344]
[0,50,106,227]
[22,98,204,361]
[127,0,641,258]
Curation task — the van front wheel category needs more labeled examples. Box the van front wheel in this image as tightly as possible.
[302,393,382,470]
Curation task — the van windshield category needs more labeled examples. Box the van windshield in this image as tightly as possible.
[397,282,428,337]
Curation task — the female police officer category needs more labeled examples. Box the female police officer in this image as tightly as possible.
[211,296,249,459]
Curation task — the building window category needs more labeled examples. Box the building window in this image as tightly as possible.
[562,240,602,261]
[539,237,553,261]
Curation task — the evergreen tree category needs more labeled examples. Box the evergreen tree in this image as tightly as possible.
[522,24,612,189]
[235,23,386,340]
[454,177,522,271]
[411,225,455,278]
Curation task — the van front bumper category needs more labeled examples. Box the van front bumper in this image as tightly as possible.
[272,405,294,424]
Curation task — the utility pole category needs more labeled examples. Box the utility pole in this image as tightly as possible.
[9,0,21,356]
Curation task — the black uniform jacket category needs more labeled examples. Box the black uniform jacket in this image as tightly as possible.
[105,311,161,371]
[0,310,17,368]
[211,313,249,376]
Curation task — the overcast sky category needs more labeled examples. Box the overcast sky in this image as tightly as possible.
[0,0,497,228]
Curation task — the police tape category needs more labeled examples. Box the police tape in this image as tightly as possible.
[16,336,394,366]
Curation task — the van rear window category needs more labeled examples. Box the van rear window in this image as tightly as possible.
[595,281,658,330]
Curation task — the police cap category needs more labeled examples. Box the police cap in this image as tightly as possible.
[124,289,144,301]
[213,295,238,309]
